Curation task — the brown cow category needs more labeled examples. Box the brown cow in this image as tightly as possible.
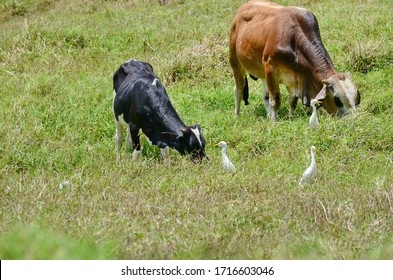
[229,0,360,120]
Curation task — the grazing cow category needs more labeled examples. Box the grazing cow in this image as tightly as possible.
[229,0,360,120]
[113,59,206,163]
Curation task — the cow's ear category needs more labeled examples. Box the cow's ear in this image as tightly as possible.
[315,84,327,102]
[180,127,191,135]
[322,79,337,96]
[121,63,131,76]
[147,62,154,73]
[322,79,333,87]
[162,132,178,142]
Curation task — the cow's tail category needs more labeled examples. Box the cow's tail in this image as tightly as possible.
[249,74,258,81]
[243,76,249,106]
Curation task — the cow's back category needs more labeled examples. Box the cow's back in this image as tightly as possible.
[231,1,324,75]
[113,59,153,93]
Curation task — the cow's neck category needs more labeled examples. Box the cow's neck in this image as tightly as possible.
[299,58,336,94]
[298,36,337,84]
[164,116,186,135]
[312,58,336,83]
[156,103,187,134]
[298,53,337,101]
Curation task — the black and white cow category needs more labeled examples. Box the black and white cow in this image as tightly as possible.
[113,59,206,163]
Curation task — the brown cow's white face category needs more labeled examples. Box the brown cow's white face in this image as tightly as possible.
[315,73,360,118]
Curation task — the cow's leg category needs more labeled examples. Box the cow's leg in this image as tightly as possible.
[261,79,270,115]
[126,127,132,150]
[233,70,247,115]
[115,120,124,162]
[229,49,247,115]
[114,90,121,156]
[287,86,299,117]
[160,146,170,165]
[265,66,281,121]
[290,96,299,114]
[234,84,243,116]
[264,56,282,121]
[269,90,281,121]
[129,124,142,160]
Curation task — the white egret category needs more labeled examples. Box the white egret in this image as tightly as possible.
[299,145,317,185]
[215,141,236,173]
[310,99,322,130]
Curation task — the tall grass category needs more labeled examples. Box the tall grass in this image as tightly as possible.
[0,0,392,259]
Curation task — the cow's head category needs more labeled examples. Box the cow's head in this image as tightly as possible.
[163,125,207,163]
[315,73,360,118]
[180,125,206,163]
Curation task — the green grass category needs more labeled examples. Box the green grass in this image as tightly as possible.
[1,0,392,260]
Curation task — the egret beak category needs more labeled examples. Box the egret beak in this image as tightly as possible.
[214,143,220,147]
[311,99,323,108]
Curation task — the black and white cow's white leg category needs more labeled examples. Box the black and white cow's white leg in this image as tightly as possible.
[114,89,125,162]
[126,127,132,151]
[115,119,125,162]
[129,124,142,160]
[160,146,170,165]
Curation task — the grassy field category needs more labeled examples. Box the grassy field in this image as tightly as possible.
[0,0,392,259]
